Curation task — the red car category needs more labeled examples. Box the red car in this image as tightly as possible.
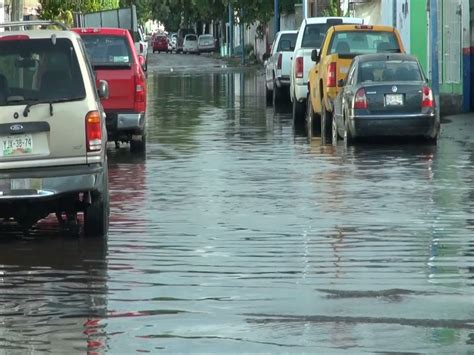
[152,34,169,53]
[72,27,147,153]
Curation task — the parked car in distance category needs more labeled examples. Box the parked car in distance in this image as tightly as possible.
[0,20,109,236]
[198,34,216,53]
[333,53,439,144]
[264,30,297,106]
[307,24,405,141]
[170,33,177,52]
[177,28,195,53]
[152,34,169,53]
[290,16,363,122]
[73,27,147,153]
[133,26,148,71]
[183,34,199,54]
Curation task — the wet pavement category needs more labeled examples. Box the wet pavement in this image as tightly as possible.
[0,53,473,353]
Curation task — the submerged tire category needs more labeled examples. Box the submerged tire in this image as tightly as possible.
[130,134,146,154]
[84,168,109,237]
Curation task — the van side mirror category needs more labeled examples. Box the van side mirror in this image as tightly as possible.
[97,80,109,100]
[337,79,345,87]
[311,49,320,63]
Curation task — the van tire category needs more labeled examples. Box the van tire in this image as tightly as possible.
[84,169,109,238]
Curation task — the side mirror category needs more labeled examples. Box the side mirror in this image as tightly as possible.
[262,52,270,62]
[97,80,109,100]
[138,55,146,71]
[337,79,345,87]
[311,49,320,63]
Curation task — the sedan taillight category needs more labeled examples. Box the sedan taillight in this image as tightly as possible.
[86,111,102,152]
[354,88,368,109]
[422,86,434,107]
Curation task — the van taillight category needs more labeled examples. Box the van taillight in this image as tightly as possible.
[354,88,368,109]
[422,86,434,107]
[295,57,304,78]
[327,62,337,87]
[277,53,282,70]
[86,111,102,152]
[134,64,146,112]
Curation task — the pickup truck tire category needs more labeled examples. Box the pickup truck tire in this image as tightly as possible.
[306,95,321,136]
[321,103,333,144]
[332,116,340,144]
[266,85,272,105]
[272,80,283,107]
[130,134,146,154]
[84,167,109,238]
[292,97,305,123]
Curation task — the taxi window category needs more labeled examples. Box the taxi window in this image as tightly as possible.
[329,31,400,55]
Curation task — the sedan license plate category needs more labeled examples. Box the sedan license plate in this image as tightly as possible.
[385,94,404,106]
[1,134,33,156]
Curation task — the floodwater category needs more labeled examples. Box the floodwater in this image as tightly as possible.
[0,64,473,354]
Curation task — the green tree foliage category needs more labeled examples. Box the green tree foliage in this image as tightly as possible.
[38,0,120,24]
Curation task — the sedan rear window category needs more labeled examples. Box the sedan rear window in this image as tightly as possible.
[0,38,85,106]
[329,31,400,55]
[81,35,132,66]
[358,60,423,83]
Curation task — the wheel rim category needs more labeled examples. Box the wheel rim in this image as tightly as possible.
[332,117,337,144]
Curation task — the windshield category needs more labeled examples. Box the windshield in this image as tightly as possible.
[301,24,331,48]
[81,35,132,66]
[329,31,400,55]
[0,38,85,106]
[358,60,423,83]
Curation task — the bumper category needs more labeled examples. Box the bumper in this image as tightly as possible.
[0,164,104,201]
[106,112,145,134]
[276,76,290,88]
[294,82,308,102]
[348,114,438,138]
[199,46,215,53]
[153,45,168,51]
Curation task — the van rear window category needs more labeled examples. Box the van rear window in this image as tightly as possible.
[81,35,132,66]
[0,38,85,106]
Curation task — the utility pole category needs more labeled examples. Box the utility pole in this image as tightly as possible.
[274,0,280,36]
[429,0,440,113]
[228,2,233,56]
[11,0,24,21]
[240,8,244,64]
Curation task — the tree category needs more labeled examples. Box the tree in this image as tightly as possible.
[38,0,120,24]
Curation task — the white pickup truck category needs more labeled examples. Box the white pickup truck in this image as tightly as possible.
[134,26,149,71]
[289,17,363,122]
[264,30,297,106]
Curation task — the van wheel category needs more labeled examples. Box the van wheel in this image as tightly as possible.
[84,170,109,237]
[130,134,146,153]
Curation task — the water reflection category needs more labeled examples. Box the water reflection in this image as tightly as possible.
[0,237,108,353]
[0,68,473,353]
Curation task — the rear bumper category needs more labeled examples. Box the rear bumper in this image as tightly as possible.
[294,82,308,102]
[105,112,145,137]
[276,75,290,88]
[0,164,104,201]
[348,114,438,138]
[199,46,215,53]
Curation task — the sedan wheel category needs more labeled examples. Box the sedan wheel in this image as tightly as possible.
[343,118,354,146]
[321,103,333,144]
[332,115,339,144]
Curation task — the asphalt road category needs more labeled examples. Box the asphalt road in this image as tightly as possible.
[1,52,473,354]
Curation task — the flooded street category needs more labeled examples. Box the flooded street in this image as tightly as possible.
[1,53,473,353]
